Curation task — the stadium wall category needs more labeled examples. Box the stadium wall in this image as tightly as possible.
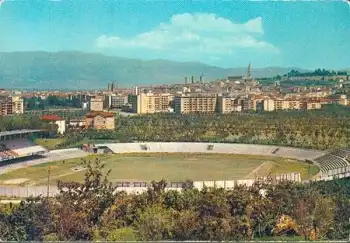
[99,142,326,161]
[319,165,350,181]
[0,172,301,198]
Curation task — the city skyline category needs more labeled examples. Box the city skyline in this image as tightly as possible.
[0,0,349,69]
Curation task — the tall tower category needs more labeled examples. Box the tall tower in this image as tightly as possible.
[247,63,252,79]
[191,76,195,84]
[199,74,203,83]
[111,81,115,92]
[132,86,139,96]
[185,77,188,85]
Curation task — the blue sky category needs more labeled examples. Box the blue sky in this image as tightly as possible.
[0,0,349,69]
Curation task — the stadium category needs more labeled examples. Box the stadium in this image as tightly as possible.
[0,131,349,197]
[0,130,47,163]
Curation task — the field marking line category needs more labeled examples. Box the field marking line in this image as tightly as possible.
[245,161,274,179]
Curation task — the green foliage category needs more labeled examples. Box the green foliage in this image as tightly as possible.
[0,114,43,132]
[0,159,348,241]
[105,227,137,241]
[42,233,59,241]
[135,205,174,241]
[287,68,347,77]
[116,111,350,150]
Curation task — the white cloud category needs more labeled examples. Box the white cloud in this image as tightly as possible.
[95,13,279,61]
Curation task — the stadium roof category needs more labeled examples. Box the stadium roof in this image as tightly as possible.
[0,129,43,137]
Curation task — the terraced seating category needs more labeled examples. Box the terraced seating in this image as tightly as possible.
[315,154,349,172]
[0,146,18,161]
[274,147,325,160]
[330,149,350,163]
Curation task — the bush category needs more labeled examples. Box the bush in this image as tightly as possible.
[106,227,137,241]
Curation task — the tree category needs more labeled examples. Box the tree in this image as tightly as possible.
[135,205,174,241]
[313,196,335,240]
[2,197,54,241]
[172,210,200,240]
[54,158,118,240]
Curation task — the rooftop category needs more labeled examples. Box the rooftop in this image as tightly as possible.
[40,115,64,121]
[0,129,43,137]
[86,111,115,118]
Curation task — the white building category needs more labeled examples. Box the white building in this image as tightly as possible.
[40,115,66,135]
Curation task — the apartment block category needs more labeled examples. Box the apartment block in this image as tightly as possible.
[105,95,128,109]
[85,111,115,130]
[285,99,300,110]
[90,95,104,111]
[263,99,275,111]
[242,98,255,111]
[337,95,348,106]
[11,96,24,114]
[0,96,13,116]
[130,93,173,114]
[217,96,242,113]
[299,99,322,110]
[174,94,217,114]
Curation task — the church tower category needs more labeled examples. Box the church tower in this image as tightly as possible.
[247,62,252,79]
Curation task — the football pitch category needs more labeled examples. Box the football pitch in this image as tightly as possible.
[0,153,319,186]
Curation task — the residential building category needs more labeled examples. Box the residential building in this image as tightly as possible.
[40,115,66,135]
[306,101,322,110]
[11,96,24,114]
[285,98,300,110]
[337,95,348,106]
[242,98,254,111]
[132,86,139,96]
[0,96,13,116]
[174,94,217,114]
[85,111,115,130]
[68,119,86,129]
[130,92,173,114]
[82,102,89,110]
[90,95,104,111]
[105,94,128,109]
[217,96,242,113]
[263,99,275,111]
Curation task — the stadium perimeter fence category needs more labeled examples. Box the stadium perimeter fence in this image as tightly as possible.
[0,172,301,198]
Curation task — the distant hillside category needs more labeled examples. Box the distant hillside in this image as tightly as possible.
[0,51,308,89]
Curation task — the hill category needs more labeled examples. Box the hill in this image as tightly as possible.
[0,51,308,89]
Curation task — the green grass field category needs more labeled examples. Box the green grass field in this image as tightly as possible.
[35,138,65,150]
[0,153,319,186]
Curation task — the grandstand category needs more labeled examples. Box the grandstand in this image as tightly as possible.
[315,148,350,179]
[96,142,350,181]
[98,142,325,161]
[0,130,46,163]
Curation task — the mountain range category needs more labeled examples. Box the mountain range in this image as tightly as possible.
[0,51,311,90]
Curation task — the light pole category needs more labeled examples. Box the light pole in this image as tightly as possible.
[47,166,51,198]
[348,217,350,242]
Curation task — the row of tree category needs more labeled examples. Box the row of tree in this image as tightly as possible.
[113,108,350,150]
[0,159,349,241]
[1,105,350,151]
[24,95,82,110]
[45,105,350,150]
[286,69,348,77]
